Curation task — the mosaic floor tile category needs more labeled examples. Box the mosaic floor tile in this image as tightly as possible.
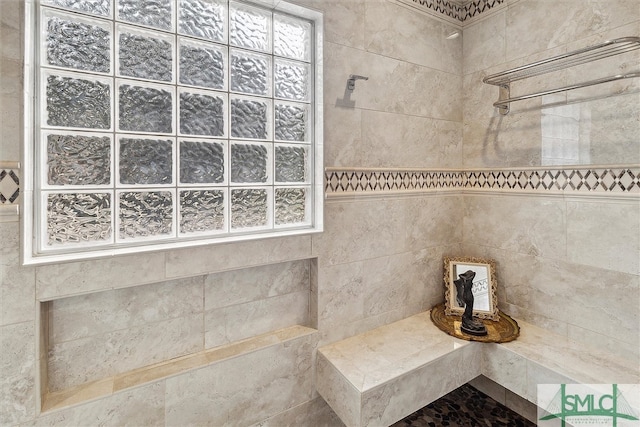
[393,384,535,427]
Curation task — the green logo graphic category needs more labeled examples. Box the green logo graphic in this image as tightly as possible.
[539,384,639,427]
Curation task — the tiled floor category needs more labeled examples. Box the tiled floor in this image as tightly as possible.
[392,384,536,427]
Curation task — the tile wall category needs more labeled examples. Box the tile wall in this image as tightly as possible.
[1,0,462,425]
[461,0,640,364]
[1,0,638,425]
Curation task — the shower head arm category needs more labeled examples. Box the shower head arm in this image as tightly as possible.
[347,74,369,91]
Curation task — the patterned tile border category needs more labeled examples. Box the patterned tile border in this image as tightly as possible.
[394,0,507,24]
[5,164,637,219]
[325,166,640,198]
[0,162,20,220]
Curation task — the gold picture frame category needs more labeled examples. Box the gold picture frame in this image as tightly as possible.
[443,256,499,321]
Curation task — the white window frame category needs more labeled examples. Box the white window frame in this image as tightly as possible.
[22,0,323,265]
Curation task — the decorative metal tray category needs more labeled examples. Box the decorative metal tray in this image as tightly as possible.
[430,303,520,343]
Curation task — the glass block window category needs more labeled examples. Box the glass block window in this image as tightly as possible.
[27,0,323,262]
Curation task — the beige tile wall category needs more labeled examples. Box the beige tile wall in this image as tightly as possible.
[461,0,640,365]
[2,0,637,425]
[1,0,463,424]
[462,194,640,361]
[462,0,640,168]
[45,260,311,392]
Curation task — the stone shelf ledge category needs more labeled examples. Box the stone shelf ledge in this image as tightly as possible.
[316,311,639,427]
[42,325,317,412]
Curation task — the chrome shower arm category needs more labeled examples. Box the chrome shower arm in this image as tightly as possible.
[347,74,369,91]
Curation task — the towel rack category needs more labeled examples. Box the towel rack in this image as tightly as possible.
[483,36,640,115]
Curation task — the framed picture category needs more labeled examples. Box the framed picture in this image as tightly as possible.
[444,256,499,321]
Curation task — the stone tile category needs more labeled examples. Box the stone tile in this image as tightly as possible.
[462,69,498,124]
[324,43,462,121]
[360,344,480,426]
[0,322,36,426]
[251,396,345,427]
[20,382,165,427]
[0,93,22,161]
[567,323,639,365]
[505,388,538,424]
[468,375,506,405]
[498,251,638,346]
[525,361,573,403]
[364,0,462,75]
[360,111,462,168]
[42,378,114,412]
[463,11,506,75]
[482,344,528,399]
[362,251,431,318]
[36,252,167,300]
[322,104,362,167]
[462,112,543,168]
[505,0,574,63]
[166,236,312,278]
[165,332,317,426]
[0,223,35,326]
[0,0,22,62]
[406,195,463,252]
[47,313,203,391]
[567,200,640,275]
[0,58,22,97]
[323,42,369,108]
[463,194,566,259]
[204,290,309,348]
[312,198,405,266]
[204,260,309,310]
[49,276,204,343]
[292,0,365,49]
[317,261,365,329]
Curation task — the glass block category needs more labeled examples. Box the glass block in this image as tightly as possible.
[178,0,226,43]
[275,59,310,101]
[230,49,270,96]
[41,0,111,17]
[231,143,268,183]
[179,39,226,90]
[47,133,111,186]
[231,188,267,229]
[229,2,271,53]
[230,97,269,139]
[274,14,311,62]
[47,192,112,245]
[43,11,111,73]
[275,103,308,142]
[119,191,173,239]
[118,83,173,133]
[45,74,111,129]
[180,140,224,184]
[179,91,225,136]
[275,187,306,225]
[119,137,173,185]
[117,0,172,31]
[179,189,225,233]
[118,26,173,82]
[275,145,308,183]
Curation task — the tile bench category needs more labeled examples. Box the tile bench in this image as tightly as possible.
[316,311,638,427]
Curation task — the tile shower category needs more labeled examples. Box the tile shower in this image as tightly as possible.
[1,0,639,426]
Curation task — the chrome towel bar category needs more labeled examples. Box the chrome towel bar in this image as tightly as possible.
[483,36,640,114]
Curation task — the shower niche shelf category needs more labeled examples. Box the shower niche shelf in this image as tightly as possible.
[483,36,640,115]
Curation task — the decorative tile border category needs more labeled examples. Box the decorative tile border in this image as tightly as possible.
[394,0,507,24]
[325,166,640,198]
[0,162,20,220]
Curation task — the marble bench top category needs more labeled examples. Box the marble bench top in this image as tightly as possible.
[316,310,639,427]
[318,311,472,392]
